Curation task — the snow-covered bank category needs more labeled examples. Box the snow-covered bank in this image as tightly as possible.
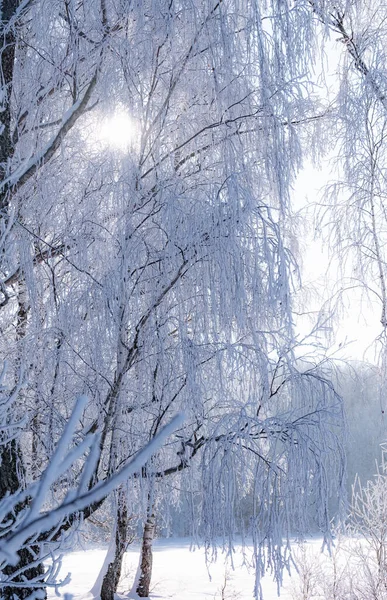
[47,537,303,599]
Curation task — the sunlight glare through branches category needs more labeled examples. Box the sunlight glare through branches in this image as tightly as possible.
[86,109,138,153]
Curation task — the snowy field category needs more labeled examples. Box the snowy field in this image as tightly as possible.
[47,537,326,600]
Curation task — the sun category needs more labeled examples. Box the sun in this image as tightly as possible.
[96,110,138,152]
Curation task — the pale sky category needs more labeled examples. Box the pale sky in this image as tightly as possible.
[293,160,382,363]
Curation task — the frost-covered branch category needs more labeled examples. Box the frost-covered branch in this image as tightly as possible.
[0,394,183,571]
[0,70,99,195]
[309,2,387,112]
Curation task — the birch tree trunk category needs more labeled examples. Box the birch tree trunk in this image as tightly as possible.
[100,492,129,600]
[136,511,156,598]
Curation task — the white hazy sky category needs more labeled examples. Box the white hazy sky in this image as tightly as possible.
[288,31,385,363]
[293,160,382,363]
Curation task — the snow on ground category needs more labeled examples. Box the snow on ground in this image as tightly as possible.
[47,537,325,600]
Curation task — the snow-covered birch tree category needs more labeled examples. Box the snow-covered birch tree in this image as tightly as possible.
[308,2,387,337]
[0,1,346,599]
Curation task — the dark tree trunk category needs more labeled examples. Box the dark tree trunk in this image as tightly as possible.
[2,547,46,600]
[100,493,129,600]
[0,0,19,212]
[0,440,47,600]
[0,4,46,596]
[0,439,23,499]
[136,511,156,598]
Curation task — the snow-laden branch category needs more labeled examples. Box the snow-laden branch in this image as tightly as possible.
[0,395,184,567]
[309,2,387,112]
[0,0,35,34]
[0,70,98,194]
